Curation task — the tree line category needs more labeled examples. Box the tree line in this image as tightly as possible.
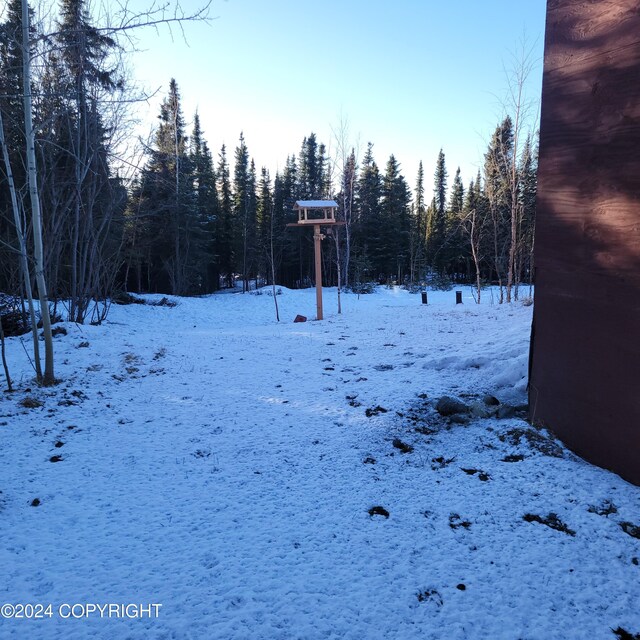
[0,0,537,385]
[120,78,538,303]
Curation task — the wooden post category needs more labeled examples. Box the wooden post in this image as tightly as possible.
[456,291,463,304]
[314,224,323,320]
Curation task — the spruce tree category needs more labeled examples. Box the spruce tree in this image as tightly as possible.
[0,0,31,291]
[411,161,427,283]
[355,143,382,283]
[216,144,234,288]
[484,117,514,301]
[190,113,218,291]
[449,168,464,216]
[380,155,412,282]
[233,133,252,291]
[276,156,300,287]
[337,149,357,287]
[256,167,273,284]
[428,149,448,275]
[56,0,122,319]
[298,133,319,199]
[446,167,466,280]
[517,133,537,292]
[129,79,194,295]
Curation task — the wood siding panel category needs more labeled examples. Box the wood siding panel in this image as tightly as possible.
[530,0,640,485]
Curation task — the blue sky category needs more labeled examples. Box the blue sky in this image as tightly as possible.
[130,0,546,189]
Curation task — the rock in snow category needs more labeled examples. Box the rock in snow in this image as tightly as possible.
[435,395,470,416]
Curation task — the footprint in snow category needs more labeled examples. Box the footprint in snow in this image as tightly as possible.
[416,589,443,607]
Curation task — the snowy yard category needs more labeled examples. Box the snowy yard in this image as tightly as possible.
[1,286,639,640]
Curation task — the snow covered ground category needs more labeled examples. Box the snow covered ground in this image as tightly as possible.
[1,286,639,640]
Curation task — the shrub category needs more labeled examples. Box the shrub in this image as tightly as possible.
[347,282,377,295]
[112,290,145,305]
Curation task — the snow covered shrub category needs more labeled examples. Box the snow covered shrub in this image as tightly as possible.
[427,273,454,291]
[1,294,30,336]
[112,290,145,305]
[347,282,377,295]
[402,282,424,294]
[150,297,177,308]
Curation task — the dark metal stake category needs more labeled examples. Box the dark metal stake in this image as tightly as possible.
[421,291,428,305]
[456,291,463,304]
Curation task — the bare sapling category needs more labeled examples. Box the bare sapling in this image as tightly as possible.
[0,315,12,392]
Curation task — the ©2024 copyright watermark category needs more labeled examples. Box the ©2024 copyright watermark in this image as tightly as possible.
[1,603,162,620]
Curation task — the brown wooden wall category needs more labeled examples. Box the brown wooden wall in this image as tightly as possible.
[530,0,640,486]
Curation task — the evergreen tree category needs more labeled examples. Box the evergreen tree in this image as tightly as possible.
[128,79,195,295]
[516,133,537,290]
[410,161,427,283]
[355,143,382,283]
[380,155,412,282]
[276,156,300,287]
[484,117,514,300]
[337,148,357,287]
[428,149,448,274]
[216,144,234,287]
[247,158,258,287]
[0,0,32,292]
[461,173,485,299]
[256,167,273,284]
[190,113,218,291]
[445,167,466,280]
[298,133,319,199]
[56,0,123,320]
[449,167,464,216]
[232,133,257,291]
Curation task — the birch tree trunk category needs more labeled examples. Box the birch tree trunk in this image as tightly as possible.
[22,0,54,385]
[0,108,43,380]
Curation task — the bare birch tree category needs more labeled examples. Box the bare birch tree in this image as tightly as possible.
[503,37,537,303]
[22,0,54,385]
[0,107,42,380]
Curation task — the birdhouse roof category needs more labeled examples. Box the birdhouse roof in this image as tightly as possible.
[294,200,338,209]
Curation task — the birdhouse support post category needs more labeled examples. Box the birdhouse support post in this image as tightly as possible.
[289,201,342,321]
[314,224,323,321]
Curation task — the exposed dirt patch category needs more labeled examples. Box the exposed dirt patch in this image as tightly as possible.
[523,513,575,536]
[501,454,525,463]
[19,396,43,409]
[498,426,564,458]
[461,468,491,481]
[365,406,388,417]
[392,438,413,454]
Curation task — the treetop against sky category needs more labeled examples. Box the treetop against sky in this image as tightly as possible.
[128,0,545,182]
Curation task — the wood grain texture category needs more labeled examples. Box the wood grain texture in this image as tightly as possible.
[530,0,640,485]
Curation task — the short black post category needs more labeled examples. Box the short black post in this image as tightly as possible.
[421,291,428,305]
[455,290,463,304]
